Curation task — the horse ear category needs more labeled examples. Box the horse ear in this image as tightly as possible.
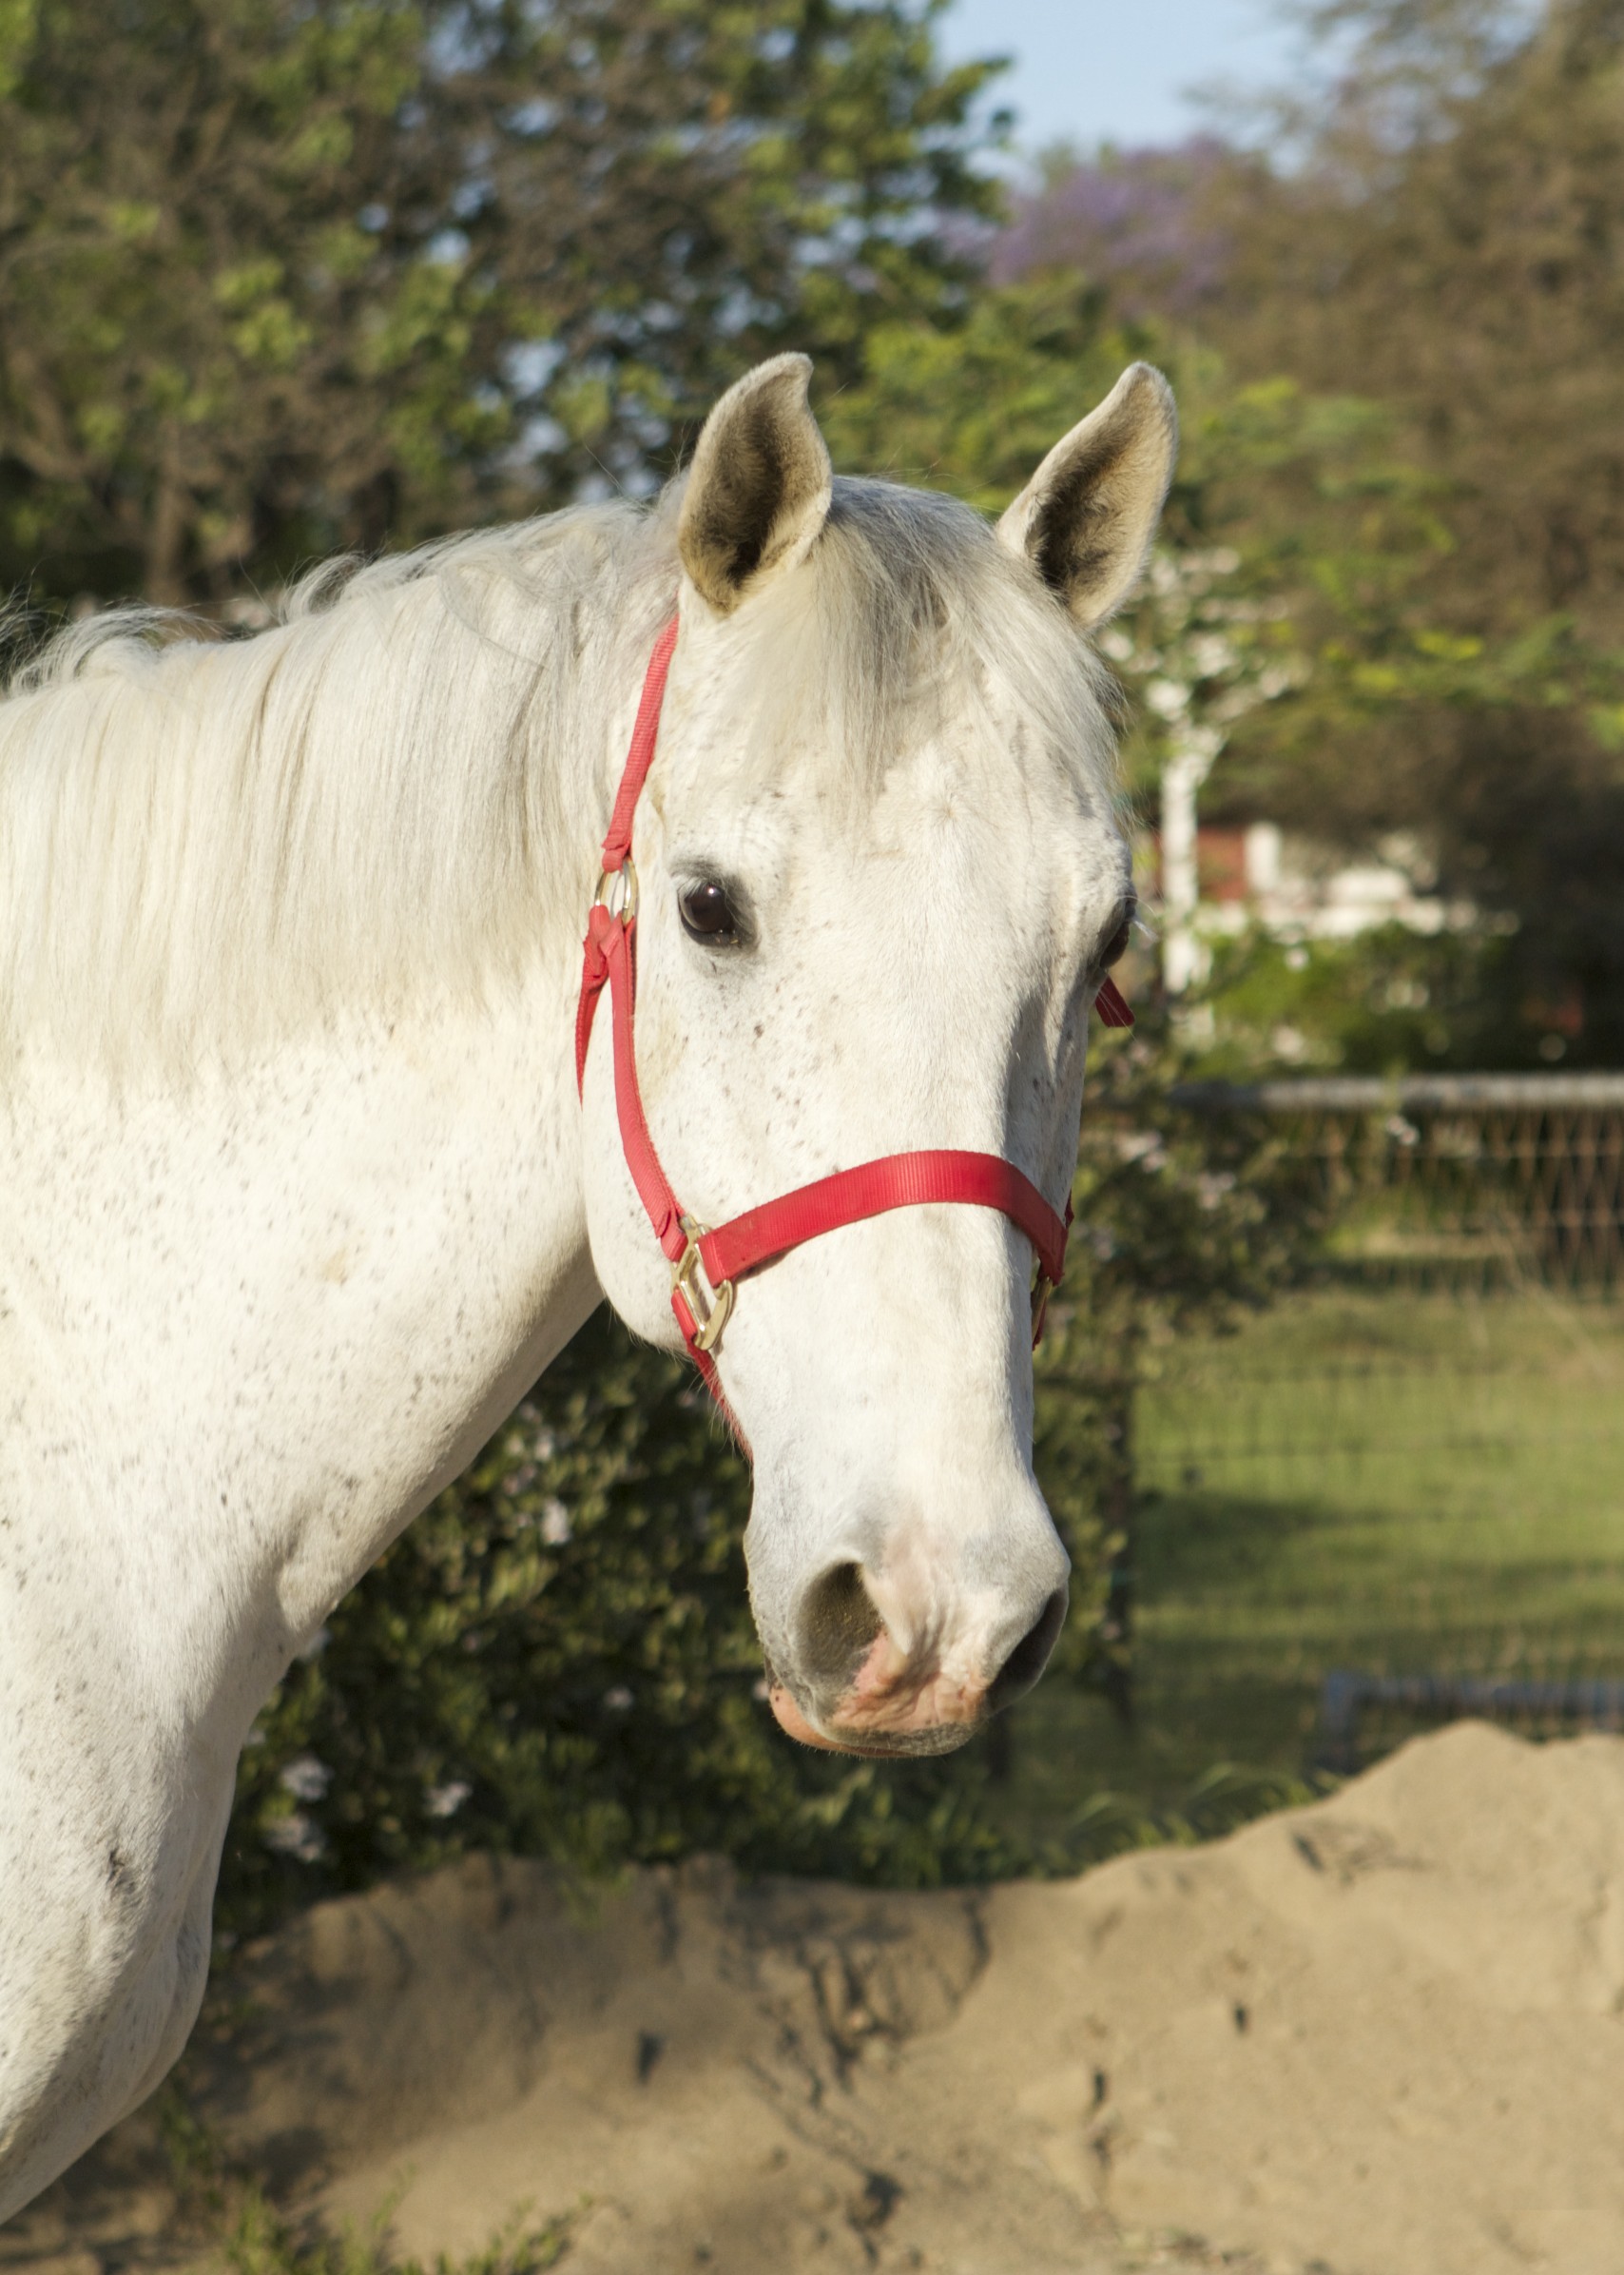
[996,363,1178,630]
[679,354,833,614]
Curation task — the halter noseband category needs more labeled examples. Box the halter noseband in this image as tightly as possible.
[575,617,1133,1411]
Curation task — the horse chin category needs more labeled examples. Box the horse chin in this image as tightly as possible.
[766,1679,983,1760]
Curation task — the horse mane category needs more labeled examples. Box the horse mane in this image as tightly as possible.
[0,477,1118,1072]
[0,497,677,1072]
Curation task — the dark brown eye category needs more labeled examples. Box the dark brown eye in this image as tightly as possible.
[1099,898,1136,969]
[679,879,741,945]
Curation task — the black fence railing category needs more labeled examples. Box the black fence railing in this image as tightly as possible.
[1174,1074,1624,1291]
[1316,1671,1624,1775]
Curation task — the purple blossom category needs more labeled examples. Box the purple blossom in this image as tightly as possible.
[992,138,1238,315]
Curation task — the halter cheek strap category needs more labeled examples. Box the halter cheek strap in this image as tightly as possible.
[575,618,1133,1408]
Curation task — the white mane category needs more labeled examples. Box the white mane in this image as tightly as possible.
[0,478,1117,1071]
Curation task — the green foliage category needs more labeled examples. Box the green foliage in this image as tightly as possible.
[1064,1024,1324,1336]
[1150,377,1624,798]
[1026,1763,1335,1876]
[818,272,1169,514]
[816,274,1624,829]
[0,0,1003,603]
[1191,924,1535,1078]
[1029,1013,1327,1709]
[216,2193,575,2275]
[220,2198,575,2275]
[975,49,1624,1062]
[1183,4,1624,1060]
[1044,1015,1327,1511]
[1249,1,1624,644]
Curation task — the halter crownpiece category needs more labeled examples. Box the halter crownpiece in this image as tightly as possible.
[575,618,1132,1407]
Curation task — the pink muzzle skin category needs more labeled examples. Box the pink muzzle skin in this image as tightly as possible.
[768,1647,994,1756]
[576,617,1132,1732]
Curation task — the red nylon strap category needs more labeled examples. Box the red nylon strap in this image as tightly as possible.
[583,904,687,1260]
[699,1151,1066,1293]
[574,618,684,1095]
[579,893,742,1429]
[1096,974,1134,1029]
[576,617,1133,1401]
[575,917,609,1094]
[601,615,679,874]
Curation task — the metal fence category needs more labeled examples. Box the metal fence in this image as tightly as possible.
[1174,1073,1624,1291]
[1091,1074,1624,1790]
[1315,1672,1624,1775]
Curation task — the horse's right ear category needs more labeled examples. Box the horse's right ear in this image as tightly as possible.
[679,355,833,614]
[996,363,1178,630]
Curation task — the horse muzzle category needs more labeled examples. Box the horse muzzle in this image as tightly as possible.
[763,1558,1070,1759]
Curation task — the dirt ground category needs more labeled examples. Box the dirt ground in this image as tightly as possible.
[10,1721,1624,2275]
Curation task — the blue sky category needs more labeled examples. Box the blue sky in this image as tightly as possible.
[937,0,1305,156]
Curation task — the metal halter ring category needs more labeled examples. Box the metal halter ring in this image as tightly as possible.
[593,856,639,926]
[671,1215,735,1354]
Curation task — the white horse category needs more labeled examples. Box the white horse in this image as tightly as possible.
[0,353,1175,2217]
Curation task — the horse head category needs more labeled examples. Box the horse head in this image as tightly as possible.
[579,353,1176,1757]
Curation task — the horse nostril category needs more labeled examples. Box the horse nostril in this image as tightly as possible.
[988,1587,1068,1714]
[798,1560,884,1692]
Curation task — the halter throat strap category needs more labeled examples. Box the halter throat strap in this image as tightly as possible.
[575,618,1131,1402]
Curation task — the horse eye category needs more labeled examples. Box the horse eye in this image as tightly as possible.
[1099,900,1136,970]
[679,880,741,945]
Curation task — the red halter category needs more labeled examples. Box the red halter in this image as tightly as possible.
[575,617,1133,1410]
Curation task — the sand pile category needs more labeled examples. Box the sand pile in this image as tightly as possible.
[11,1721,1624,2275]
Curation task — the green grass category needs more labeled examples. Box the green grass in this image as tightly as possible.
[991,1290,1624,1848]
[214,2194,574,2275]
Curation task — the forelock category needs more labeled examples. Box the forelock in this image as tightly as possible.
[698,476,1123,808]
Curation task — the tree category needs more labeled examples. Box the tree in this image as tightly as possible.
[1220,0,1624,644]
[983,12,1624,1065]
[991,5,1624,641]
[0,0,1001,604]
[1205,0,1624,1060]
[989,136,1250,321]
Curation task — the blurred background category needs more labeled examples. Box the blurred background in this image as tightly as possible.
[5,0,1623,1930]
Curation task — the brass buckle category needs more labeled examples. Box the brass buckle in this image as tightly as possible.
[671,1214,735,1354]
[592,855,638,926]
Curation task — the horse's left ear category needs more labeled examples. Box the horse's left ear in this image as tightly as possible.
[996,363,1178,629]
[679,354,833,614]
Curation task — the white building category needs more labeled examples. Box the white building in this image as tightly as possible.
[1152,823,1478,989]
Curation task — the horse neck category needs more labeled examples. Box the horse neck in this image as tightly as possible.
[0,585,664,1752]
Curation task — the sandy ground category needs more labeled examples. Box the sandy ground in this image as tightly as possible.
[11,1722,1624,2275]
